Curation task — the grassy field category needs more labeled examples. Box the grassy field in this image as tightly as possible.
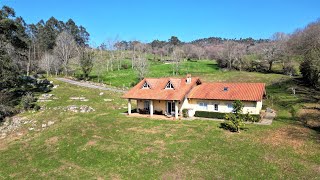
[0,66,319,179]
[90,60,290,88]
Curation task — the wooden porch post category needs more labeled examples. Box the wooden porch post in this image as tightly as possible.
[128,99,131,115]
[150,100,153,116]
[175,100,178,119]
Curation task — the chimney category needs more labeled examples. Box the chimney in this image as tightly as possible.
[186,74,192,84]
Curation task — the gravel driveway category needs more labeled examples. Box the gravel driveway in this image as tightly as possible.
[55,78,127,93]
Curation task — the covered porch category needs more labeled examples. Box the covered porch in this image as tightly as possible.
[127,99,180,119]
[125,113,178,120]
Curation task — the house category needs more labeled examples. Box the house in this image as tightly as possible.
[122,74,266,119]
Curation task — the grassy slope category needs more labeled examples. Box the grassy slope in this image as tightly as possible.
[0,61,319,179]
[91,60,289,87]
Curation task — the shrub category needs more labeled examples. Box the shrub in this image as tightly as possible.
[244,113,260,122]
[283,63,298,76]
[0,105,15,121]
[154,110,163,115]
[20,92,36,111]
[194,111,227,119]
[122,64,129,69]
[182,109,188,118]
[36,79,53,92]
[220,120,237,132]
[195,111,260,122]
[224,113,244,132]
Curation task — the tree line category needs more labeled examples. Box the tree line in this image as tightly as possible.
[100,24,319,88]
[0,5,91,120]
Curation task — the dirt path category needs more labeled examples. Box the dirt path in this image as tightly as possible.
[55,78,127,93]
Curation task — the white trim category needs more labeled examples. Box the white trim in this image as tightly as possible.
[166,101,176,115]
[213,103,219,111]
[165,81,174,89]
[142,81,150,89]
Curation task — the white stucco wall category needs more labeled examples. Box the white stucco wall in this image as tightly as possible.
[186,99,262,116]
[135,98,262,117]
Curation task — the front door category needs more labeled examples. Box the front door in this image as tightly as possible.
[144,100,150,110]
[167,101,175,115]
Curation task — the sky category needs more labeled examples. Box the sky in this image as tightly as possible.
[1,0,319,45]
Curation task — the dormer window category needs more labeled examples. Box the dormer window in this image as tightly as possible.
[165,81,174,89]
[223,87,228,91]
[142,82,150,89]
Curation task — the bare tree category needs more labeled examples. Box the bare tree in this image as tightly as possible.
[134,43,149,80]
[79,47,95,80]
[54,31,78,75]
[289,20,320,86]
[171,47,184,75]
[39,52,54,77]
[233,43,247,71]
[194,46,206,60]
[115,41,125,70]
[104,37,119,72]
[252,32,289,72]
[94,45,107,82]
[218,41,238,69]
[135,56,149,80]
[182,44,195,60]
[51,56,61,76]
[258,42,281,72]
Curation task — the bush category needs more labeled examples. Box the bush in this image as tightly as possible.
[121,64,129,69]
[182,109,188,118]
[220,121,237,132]
[36,79,53,92]
[20,92,36,111]
[194,111,226,119]
[195,111,260,121]
[154,110,163,115]
[244,113,260,122]
[283,63,298,76]
[0,105,15,121]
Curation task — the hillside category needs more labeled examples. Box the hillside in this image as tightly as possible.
[90,60,290,88]
[0,66,319,179]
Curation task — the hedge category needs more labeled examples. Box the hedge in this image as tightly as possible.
[194,111,226,119]
[194,111,260,122]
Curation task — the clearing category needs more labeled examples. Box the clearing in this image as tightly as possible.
[0,61,319,179]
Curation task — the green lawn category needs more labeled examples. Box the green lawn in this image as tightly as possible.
[0,72,319,179]
[90,60,290,88]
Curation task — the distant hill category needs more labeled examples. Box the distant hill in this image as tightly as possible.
[190,37,269,46]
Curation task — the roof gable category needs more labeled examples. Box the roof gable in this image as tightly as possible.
[122,77,201,100]
[165,81,175,89]
[142,81,151,89]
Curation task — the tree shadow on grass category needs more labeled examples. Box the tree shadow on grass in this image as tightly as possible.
[266,77,320,133]
[206,63,220,71]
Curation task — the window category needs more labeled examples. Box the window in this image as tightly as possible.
[214,104,218,111]
[142,82,150,89]
[223,87,228,91]
[227,104,233,112]
[165,81,174,89]
[198,102,208,110]
[144,100,150,110]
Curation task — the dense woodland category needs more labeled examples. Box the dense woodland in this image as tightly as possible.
[1,5,320,120]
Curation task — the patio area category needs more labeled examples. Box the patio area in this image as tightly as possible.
[125,113,178,120]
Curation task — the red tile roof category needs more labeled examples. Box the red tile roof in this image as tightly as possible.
[188,82,265,101]
[122,77,201,101]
